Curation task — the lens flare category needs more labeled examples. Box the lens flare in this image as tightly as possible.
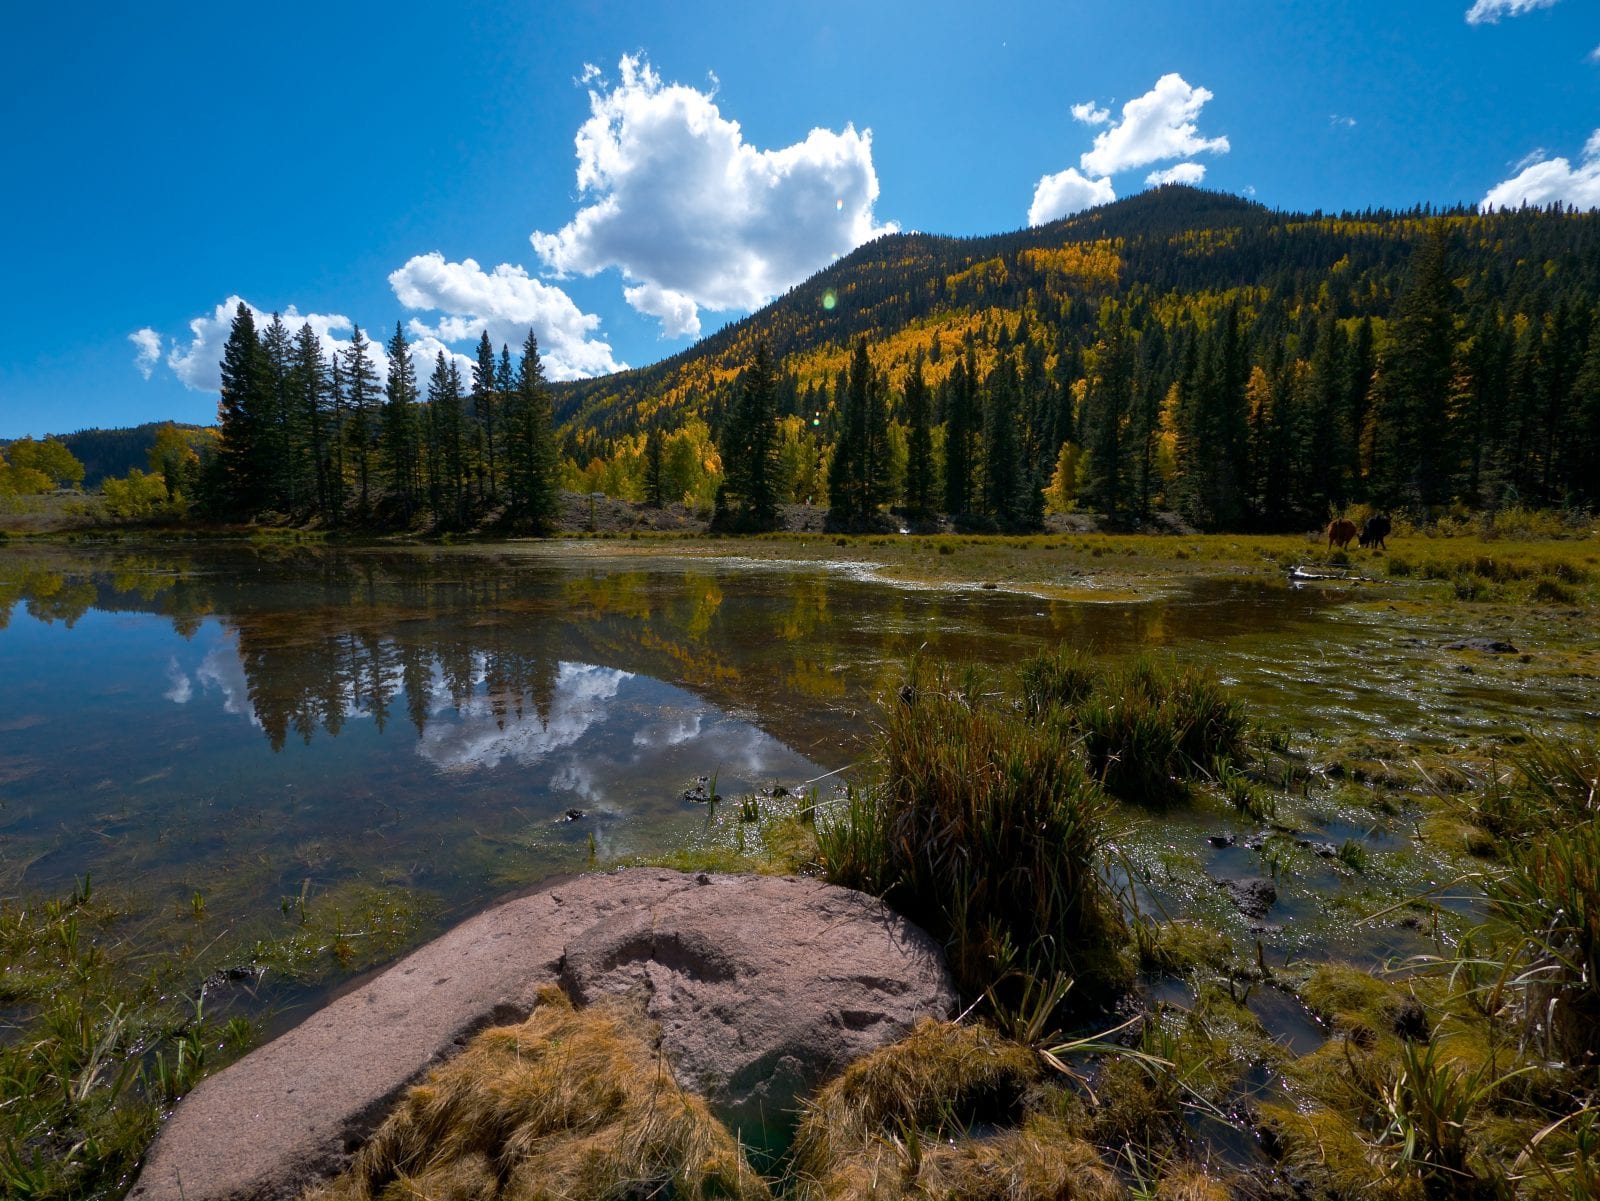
[835,197,844,211]
[822,290,837,311]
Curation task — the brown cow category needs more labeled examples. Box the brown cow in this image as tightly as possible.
[1327,518,1358,549]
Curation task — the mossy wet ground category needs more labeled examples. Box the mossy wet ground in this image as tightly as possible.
[1,529,1596,1197]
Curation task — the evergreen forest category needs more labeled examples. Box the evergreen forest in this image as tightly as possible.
[58,186,1600,534]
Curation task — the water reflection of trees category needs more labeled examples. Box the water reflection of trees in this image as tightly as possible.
[0,545,1237,760]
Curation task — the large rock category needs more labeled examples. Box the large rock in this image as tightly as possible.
[130,868,956,1201]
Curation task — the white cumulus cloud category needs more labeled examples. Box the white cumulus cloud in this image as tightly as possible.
[1079,73,1230,178]
[388,253,625,379]
[1028,168,1116,226]
[1465,0,1560,25]
[1481,129,1600,211]
[129,328,162,380]
[162,296,481,394]
[1070,101,1110,126]
[166,297,360,392]
[530,54,895,337]
[622,282,702,340]
[1146,162,1207,186]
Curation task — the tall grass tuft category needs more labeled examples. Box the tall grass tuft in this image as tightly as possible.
[818,659,1126,1012]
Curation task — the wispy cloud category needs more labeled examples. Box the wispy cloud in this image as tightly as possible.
[1465,0,1560,25]
[128,328,162,380]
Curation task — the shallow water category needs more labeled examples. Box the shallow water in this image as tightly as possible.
[1,542,1594,1027]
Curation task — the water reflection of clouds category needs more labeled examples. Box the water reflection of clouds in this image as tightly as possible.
[416,662,632,773]
[632,711,702,748]
[194,638,260,726]
[163,657,193,704]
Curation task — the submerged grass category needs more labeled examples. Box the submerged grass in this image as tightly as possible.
[0,884,252,1200]
[303,985,769,1201]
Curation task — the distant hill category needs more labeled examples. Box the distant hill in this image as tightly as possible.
[54,422,212,489]
[549,185,1600,443]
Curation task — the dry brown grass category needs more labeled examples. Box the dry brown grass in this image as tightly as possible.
[790,1019,1125,1201]
[302,985,770,1201]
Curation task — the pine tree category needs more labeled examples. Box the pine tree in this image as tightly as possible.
[343,325,379,517]
[290,323,330,520]
[215,302,269,517]
[715,341,780,530]
[1372,223,1457,509]
[505,331,559,530]
[381,323,421,520]
[903,351,934,519]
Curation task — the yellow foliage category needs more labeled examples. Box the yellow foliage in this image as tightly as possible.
[1018,241,1123,284]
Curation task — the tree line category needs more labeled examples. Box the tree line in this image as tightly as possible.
[84,189,1600,534]
[207,305,561,529]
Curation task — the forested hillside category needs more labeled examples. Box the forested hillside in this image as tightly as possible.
[553,185,1600,530]
[107,186,1600,533]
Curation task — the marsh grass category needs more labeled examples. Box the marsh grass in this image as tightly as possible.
[789,1019,1123,1201]
[818,651,1261,1025]
[0,889,252,1200]
[303,985,769,1201]
[817,657,1127,1011]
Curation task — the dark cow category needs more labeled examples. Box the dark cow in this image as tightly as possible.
[1359,514,1392,550]
[1327,518,1358,550]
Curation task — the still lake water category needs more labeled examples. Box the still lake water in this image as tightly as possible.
[2,542,1592,1020]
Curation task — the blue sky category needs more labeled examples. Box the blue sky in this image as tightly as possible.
[1,0,1596,440]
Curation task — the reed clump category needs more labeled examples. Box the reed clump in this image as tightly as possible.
[817,657,1127,1009]
[302,985,769,1201]
[1022,649,1252,804]
[789,1019,1124,1201]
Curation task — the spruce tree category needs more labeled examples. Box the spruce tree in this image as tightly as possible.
[381,323,421,520]
[644,426,666,508]
[505,331,559,530]
[290,323,330,520]
[982,354,1026,528]
[343,325,379,518]
[215,302,268,517]
[427,352,467,526]
[903,351,934,519]
[715,340,780,530]
[471,331,500,504]
[942,347,977,516]
[1372,223,1457,509]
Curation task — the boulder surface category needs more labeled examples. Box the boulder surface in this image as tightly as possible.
[130,868,955,1201]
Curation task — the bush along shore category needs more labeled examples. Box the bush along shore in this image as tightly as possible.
[5,648,1600,1200]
